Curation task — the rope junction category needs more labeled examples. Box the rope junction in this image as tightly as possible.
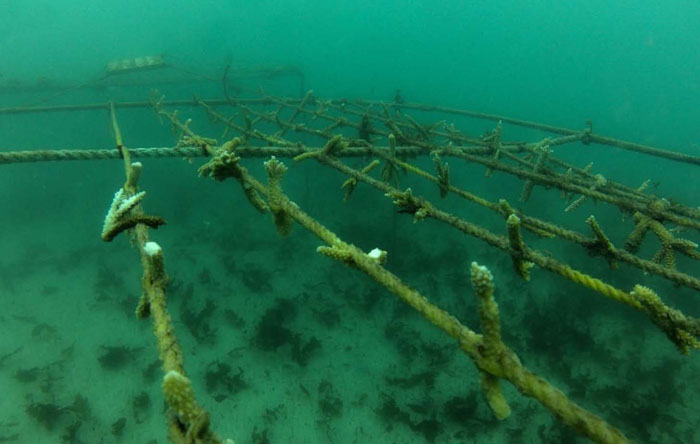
[3,91,699,444]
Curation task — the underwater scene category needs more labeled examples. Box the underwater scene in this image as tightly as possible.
[1,1,699,443]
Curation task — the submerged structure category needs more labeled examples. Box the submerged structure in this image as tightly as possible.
[1,82,699,443]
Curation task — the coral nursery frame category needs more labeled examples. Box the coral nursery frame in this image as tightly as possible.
[2,90,700,444]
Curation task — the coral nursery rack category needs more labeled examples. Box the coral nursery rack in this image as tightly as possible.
[2,91,699,444]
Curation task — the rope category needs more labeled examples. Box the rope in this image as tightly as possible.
[0,146,424,164]
[0,147,201,164]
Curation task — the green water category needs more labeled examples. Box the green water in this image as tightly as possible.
[0,1,699,443]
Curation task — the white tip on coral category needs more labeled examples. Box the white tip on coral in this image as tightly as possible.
[144,241,162,257]
[367,247,387,265]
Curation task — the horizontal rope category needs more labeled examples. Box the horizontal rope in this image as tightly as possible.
[0,145,427,165]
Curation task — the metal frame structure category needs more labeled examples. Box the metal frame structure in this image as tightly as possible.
[2,90,699,443]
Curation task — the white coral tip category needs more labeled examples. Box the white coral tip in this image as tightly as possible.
[367,247,387,264]
[144,241,162,257]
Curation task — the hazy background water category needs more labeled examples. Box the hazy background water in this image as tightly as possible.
[1,0,698,140]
